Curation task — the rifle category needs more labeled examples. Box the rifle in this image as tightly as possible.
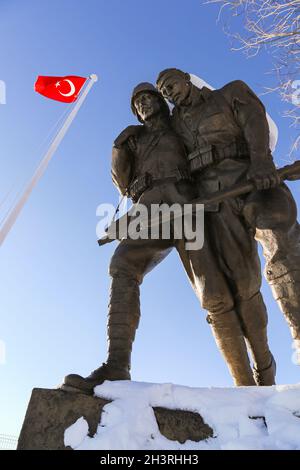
[98,160,300,247]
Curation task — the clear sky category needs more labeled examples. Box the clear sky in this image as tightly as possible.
[0,0,299,437]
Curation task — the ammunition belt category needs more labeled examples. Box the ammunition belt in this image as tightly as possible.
[188,141,249,173]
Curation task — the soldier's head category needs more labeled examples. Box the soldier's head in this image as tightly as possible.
[156,68,192,106]
[131,82,170,123]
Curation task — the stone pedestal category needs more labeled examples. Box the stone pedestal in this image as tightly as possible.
[17,388,213,450]
[17,388,109,450]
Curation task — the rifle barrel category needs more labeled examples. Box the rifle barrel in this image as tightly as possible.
[98,160,300,246]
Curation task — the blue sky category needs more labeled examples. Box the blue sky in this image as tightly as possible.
[0,0,299,436]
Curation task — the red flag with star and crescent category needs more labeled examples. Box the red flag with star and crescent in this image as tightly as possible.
[34,75,87,103]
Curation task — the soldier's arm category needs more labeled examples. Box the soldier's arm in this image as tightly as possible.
[111,125,142,195]
[222,80,280,190]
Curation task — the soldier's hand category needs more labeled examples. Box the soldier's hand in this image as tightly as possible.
[247,161,281,190]
[127,135,137,153]
[114,125,142,148]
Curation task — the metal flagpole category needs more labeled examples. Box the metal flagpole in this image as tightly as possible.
[0,73,98,246]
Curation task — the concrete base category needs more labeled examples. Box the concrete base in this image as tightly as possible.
[17,388,109,450]
[17,388,213,450]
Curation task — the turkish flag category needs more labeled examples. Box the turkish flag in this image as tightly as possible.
[34,75,87,103]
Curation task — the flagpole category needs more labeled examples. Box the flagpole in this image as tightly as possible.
[0,73,98,247]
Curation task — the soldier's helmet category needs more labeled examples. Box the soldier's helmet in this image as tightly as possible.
[131,82,170,123]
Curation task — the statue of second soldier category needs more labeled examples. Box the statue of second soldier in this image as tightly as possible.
[157,68,300,366]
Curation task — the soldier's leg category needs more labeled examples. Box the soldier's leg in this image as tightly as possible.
[204,203,275,385]
[176,234,256,386]
[243,184,300,360]
[63,238,173,393]
[236,293,275,385]
[106,238,173,373]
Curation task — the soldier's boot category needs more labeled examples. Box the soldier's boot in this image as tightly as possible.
[207,310,256,386]
[62,277,140,394]
[237,292,276,385]
[253,356,276,386]
[269,272,300,364]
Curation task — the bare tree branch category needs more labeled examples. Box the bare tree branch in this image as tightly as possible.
[205,0,300,153]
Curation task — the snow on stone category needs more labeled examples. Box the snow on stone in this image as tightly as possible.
[64,381,300,450]
[64,416,89,449]
[190,73,278,152]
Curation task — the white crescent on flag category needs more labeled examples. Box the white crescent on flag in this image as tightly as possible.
[56,79,76,97]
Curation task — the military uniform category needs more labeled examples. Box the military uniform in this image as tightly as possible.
[157,70,300,358]
[62,83,274,394]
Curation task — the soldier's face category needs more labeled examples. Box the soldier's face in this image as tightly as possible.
[159,76,190,106]
[134,92,161,122]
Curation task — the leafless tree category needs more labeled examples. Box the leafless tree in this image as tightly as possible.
[206,0,300,152]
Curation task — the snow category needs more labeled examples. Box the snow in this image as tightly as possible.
[64,381,300,450]
[64,416,89,448]
[190,73,278,152]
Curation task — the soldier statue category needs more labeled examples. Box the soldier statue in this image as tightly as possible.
[61,81,275,394]
[157,68,300,363]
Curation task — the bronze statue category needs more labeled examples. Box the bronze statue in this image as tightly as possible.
[157,68,300,362]
[61,82,275,394]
